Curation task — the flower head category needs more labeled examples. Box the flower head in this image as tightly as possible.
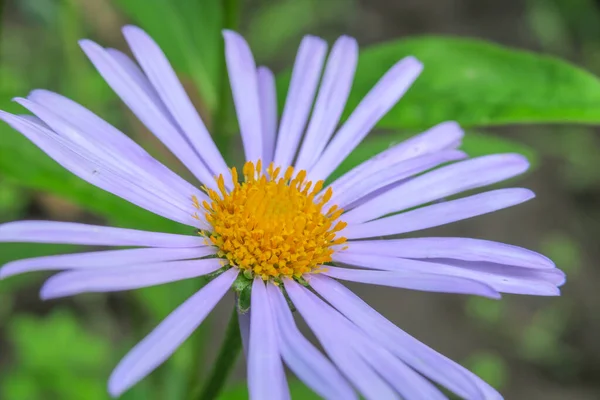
[0,25,564,399]
[202,161,346,280]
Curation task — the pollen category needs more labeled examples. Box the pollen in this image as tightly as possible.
[196,160,347,280]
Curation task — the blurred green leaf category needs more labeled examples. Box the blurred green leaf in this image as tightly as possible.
[465,297,505,325]
[2,309,112,400]
[247,0,349,60]
[326,130,538,183]
[541,232,581,275]
[278,36,600,130]
[114,0,222,112]
[464,352,508,389]
[219,380,321,400]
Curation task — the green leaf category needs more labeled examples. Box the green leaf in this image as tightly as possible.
[2,309,112,400]
[113,0,222,112]
[464,352,508,390]
[326,131,538,183]
[247,0,348,60]
[278,36,600,130]
[219,380,321,400]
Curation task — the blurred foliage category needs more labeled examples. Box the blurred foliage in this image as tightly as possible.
[465,351,508,390]
[0,0,599,399]
[1,310,112,400]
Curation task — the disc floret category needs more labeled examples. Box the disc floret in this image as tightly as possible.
[197,161,347,280]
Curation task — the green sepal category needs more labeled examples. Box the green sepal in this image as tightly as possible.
[232,273,253,314]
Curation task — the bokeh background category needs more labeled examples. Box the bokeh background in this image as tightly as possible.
[1,0,599,399]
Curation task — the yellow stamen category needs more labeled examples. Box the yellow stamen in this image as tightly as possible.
[200,160,347,280]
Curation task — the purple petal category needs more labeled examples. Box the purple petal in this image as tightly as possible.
[266,283,357,399]
[257,67,278,166]
[323,265,501,298]
[40,258,224,299]
[309,275,502,399]
[342,188,535,239]
[295,36,359,172]
[345,237,555,269]
[330,150,466,209]
[0,112,203,227]
[273,36,327,168]
[307,56,423,183]
[122,26,228,177]
[13,97,198,212]
[0,221,204,247]
[344,154,529,224]
[108,268,237,396]
[248,279,289,400]
[327,121,464,197]
[26,89,200,202]
[78,39,216,187]
[333,253,560,296]
[0,246,216,279]
[223,30,263,162]
[284,279,399,400]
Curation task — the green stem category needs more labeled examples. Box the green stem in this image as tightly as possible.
[191,307,243,400]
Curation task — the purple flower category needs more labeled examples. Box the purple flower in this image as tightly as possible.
[0,26,564,399]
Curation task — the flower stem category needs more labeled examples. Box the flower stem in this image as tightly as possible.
[191,307,242,400]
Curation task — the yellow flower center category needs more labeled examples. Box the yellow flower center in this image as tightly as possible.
[196,160,347,280]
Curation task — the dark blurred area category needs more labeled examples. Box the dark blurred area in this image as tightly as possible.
[1,0,599,399]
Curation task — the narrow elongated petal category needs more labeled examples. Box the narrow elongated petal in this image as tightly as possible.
[0,221,204,247]
[343,188,535,239]
[267,284,357,400]
[327,121,464,196]
[284,279,400,400]
[323,265,501,298]
[248,279,289,400]
[223,31,263,162]
[344,153,529,223]
[14,98,196,213]
[0,246,216,278]
[257,67,278,166]
[333,253,561,296]
[26,89,199,202]
[345,237,555,269]
[308,56,423,182]
[0,112,202,227]
[108,268,238,397]
[122,26,228,177]
[330,150,466,209]
[291,280,445,400]
[273,36,327,168]
[309,275,502,400]
[79,39,216,187]
[40,258,223,299]
[295,36,359,171]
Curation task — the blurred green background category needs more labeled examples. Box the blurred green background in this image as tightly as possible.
[1,0,600,399]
